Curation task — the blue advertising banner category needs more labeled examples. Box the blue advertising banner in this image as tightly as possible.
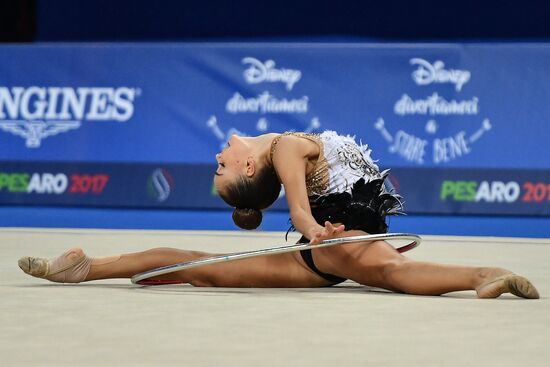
[390,168,550,215]
[0,161,221,208]
[1,161,549,215]
[0,43,549,215]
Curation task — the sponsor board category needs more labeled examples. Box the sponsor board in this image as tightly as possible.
[390,168,550,215]
[0,86,140,147]
[441,180,550,204]
[0,161,227,209]
[1,161,548,215]
[0,172,109,195]
[206,56,321,149]
[374,58,492,165]
[0,44,549,217]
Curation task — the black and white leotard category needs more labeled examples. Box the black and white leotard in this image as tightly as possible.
[271,131,404,284]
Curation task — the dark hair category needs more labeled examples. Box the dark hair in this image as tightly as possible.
[218,165,281,230]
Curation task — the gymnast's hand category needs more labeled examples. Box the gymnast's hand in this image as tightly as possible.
[308,221,345,245]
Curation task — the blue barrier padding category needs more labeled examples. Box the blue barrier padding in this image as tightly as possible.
[1,207,549,239]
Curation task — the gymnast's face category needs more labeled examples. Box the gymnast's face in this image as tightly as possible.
[214,135,256,193]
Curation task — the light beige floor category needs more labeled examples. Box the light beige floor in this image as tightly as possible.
[1,228,549,367]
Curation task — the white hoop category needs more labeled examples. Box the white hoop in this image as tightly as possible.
[131,233,421,285]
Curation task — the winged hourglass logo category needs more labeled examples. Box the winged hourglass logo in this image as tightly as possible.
[0,120,81,148]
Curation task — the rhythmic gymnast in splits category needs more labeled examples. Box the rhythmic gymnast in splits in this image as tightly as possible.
[18,131,539,298]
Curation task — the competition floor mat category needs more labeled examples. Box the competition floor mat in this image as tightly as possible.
[1,228,549,366]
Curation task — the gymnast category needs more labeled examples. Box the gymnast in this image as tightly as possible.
[18,131,539,298]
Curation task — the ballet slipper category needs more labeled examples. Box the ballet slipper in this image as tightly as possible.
[476,273,540,299]
[18,248,92,283]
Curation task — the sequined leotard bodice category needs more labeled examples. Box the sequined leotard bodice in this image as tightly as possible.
[270,131,381,197]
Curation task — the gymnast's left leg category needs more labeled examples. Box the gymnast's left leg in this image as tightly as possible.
[311,230,540,299]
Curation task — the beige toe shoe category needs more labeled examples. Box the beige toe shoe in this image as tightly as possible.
[476,274,540,299]
[18,248,92,283]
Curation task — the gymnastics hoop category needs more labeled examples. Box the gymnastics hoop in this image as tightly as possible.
[131,233,421,285]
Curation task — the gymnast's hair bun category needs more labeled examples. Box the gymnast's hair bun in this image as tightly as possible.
[232,208,262,230]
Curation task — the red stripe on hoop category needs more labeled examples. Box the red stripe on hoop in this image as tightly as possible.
[396,241,418,253]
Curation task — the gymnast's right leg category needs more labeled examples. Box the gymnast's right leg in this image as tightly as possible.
[18,247,208,284]
[18,247,328,288]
